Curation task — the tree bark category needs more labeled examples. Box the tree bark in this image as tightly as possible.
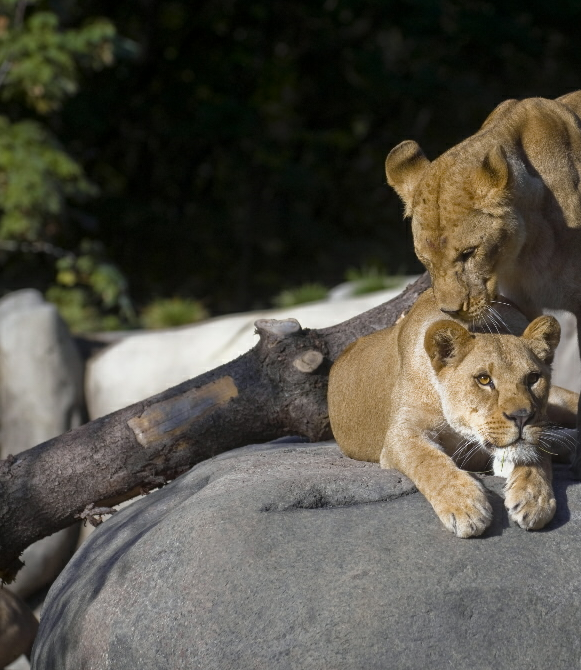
[0,273,430,583]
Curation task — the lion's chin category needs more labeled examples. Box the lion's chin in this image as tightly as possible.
[462,299,496,323]
[489,441,541,476]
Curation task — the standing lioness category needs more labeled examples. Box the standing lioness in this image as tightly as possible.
[384,90,581,475]
[328,290,578,538]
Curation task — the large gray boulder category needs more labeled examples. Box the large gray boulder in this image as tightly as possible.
[0,290,84,598]
[33,441,581,670]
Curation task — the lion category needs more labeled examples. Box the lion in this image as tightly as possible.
[328,289,579,538]
[383,90,581,476]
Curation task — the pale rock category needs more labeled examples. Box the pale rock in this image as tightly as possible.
[0,290,84,598]
[549,309,581,393]
[86,280,416,419]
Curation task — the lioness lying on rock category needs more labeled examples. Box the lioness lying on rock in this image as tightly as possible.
[383,90,581,477]
[328,289,578,538]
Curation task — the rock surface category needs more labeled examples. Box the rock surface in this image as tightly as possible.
[0,290,83,598]
[0,589,38,668]
[33,441,581,670]
[0,290,85,457]
[550,308,581,393]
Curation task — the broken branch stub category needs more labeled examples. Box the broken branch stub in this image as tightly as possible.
[293,350,325,374]
[255,317,302,342]
[75,503,118,527]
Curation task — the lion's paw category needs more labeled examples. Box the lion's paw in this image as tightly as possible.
[504,469,556,530]
[432,479,493,538]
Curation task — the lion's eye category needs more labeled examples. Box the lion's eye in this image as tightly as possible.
[528,372,541,386]
[460,247,476,262]
[476,373,493,387]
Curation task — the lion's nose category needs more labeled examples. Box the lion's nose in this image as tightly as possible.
[504,409,534,432]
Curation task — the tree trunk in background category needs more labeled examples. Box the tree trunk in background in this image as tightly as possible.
[0,273,430,583]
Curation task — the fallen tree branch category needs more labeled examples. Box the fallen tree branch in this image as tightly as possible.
[0,273,430,583]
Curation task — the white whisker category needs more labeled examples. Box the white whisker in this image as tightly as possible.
[536,439,559,456]
[458,442,482,468]
[451,439,472,461]
[483,308,502,335]
[541,428,576,453]
[492,300,514,308]
[489,306,511,333]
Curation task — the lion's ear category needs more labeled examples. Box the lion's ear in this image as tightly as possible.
[385,141,430,217]
[522,315,561,365]
[473,145,510,201]
[424,320,474,374]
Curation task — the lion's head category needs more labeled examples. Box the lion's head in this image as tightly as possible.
[385,139,544,321]
[424,314,560,464]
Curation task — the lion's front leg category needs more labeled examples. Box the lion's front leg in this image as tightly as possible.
[381,430,493,538]
[504,456,556,530]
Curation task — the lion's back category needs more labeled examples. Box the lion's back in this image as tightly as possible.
[329,326,399,463]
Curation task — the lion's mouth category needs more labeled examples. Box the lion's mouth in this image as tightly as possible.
[452,305,489,325]
[457,291,502,323]
[466,300,496,322]
[486,440,542,465]
[481,436,537,454]
[481,423,544,451]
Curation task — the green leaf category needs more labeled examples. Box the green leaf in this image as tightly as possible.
[0,116,95,239]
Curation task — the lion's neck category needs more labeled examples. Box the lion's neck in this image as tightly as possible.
[495,202,581,316]
[499,244,580,317]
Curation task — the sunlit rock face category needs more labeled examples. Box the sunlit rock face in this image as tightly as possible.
[33,440,581,670]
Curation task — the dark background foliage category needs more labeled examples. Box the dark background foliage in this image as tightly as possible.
[6,0,581,315]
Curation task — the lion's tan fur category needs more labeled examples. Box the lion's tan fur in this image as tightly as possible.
[328,289,578,537]
[384,91,581,322]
